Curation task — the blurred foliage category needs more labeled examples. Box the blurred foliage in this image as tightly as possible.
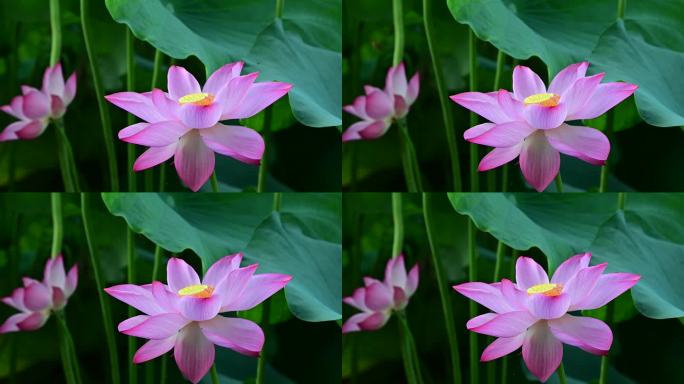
[342,0,684,192]
[342,192,684,383]
[0,0,340,192]
[0,193,340,383]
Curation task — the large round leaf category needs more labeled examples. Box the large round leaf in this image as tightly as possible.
[446,0,616,76]
[447,193,618,271]
[101,193,341,322]
[447,193,684,319]
[590,209,684,319]
[243,213,341,322]
[104,0,341,128]
[590,20,684,127]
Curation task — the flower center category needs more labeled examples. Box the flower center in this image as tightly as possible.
[526,283,563,297]
[178,284,214,298]
[523,93,560,107]
[178,92,215,106]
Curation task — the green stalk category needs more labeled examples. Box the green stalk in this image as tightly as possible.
[56,311,83,384]
[501,355,508,384]
[490,240,506,383]
[55,119,80,192]
[159,163,167,192]
[600,192,625,383]
[152,245,165,281]
[422,193,462,384]
[57,318,77,384]
[487,50,506,192]
[599,109,615,192]
[51,193,63,258]
[8,145,16,192]
[468,30,479,192]
[398,119,423,192]
[467,219,478,384]
[501,164,509,192]
[257,107,273,192]
[51,192,77,384]
[126,29,137,192]
[210,172,219,192]
[49,0,61,66]
[558,362,567,384]
[423,0,461,191]
[144,49,163,191]
[81,193,120,384]
[256,192,281,383]
[151,49,163,89]
[392,0,404,66]
[50,1,80,192]
[275,0,284,18]
[493,240,506,282]
[210,365,220,384]
[160,355,168,384]
[255,299,271,384]
[392,0,423,191]
[554,173,564,192]
[81,0,119,191]
[126,36,138,384]
[127,227,137,384]
[399,319,418,384]
[398,311,423,384]
[391,193,404,257]
[617,0,626,19]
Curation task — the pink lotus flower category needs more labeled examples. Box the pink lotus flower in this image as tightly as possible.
[105,253,291,383]
[451,62,637,191]
[453,253,640,382]
[342,254,419,333]
[105,62,292,191]
[342,63,419,142]
[0,63,77,141]
[0,254,78,333]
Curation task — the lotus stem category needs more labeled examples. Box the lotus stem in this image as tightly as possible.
[257,107,273,193]
[255,299,271,384]
[160,355,168,384]
[397,119,423,192]
[57,316,77,384]
[159,163,167,192]
[55,118,80,192]
[210,172,219,192]
[423,193,462,384]
[210,365,220,384]
[391,193,404,257]
[81,193,121,384]
[468,29,479,192]
[49,0,61,66]
[256,192,282,383]
[275,0,284,18]
[423,0,461,191]
[558,362,567,384]
[617,0,626,19]
[555,173,564,192]
[51,192,78,384]
[126,29,137,192]
[392,0,404,66]
[50,2,79,192]
[51,193,63,258]
[144,49,164,191]
[488,50,506,192]
[127,226,138,384]
[599,110,615,192]
[398,311,423,384]
[468,218,479,384]
[80,0,119,191]
[56,311,83,384]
